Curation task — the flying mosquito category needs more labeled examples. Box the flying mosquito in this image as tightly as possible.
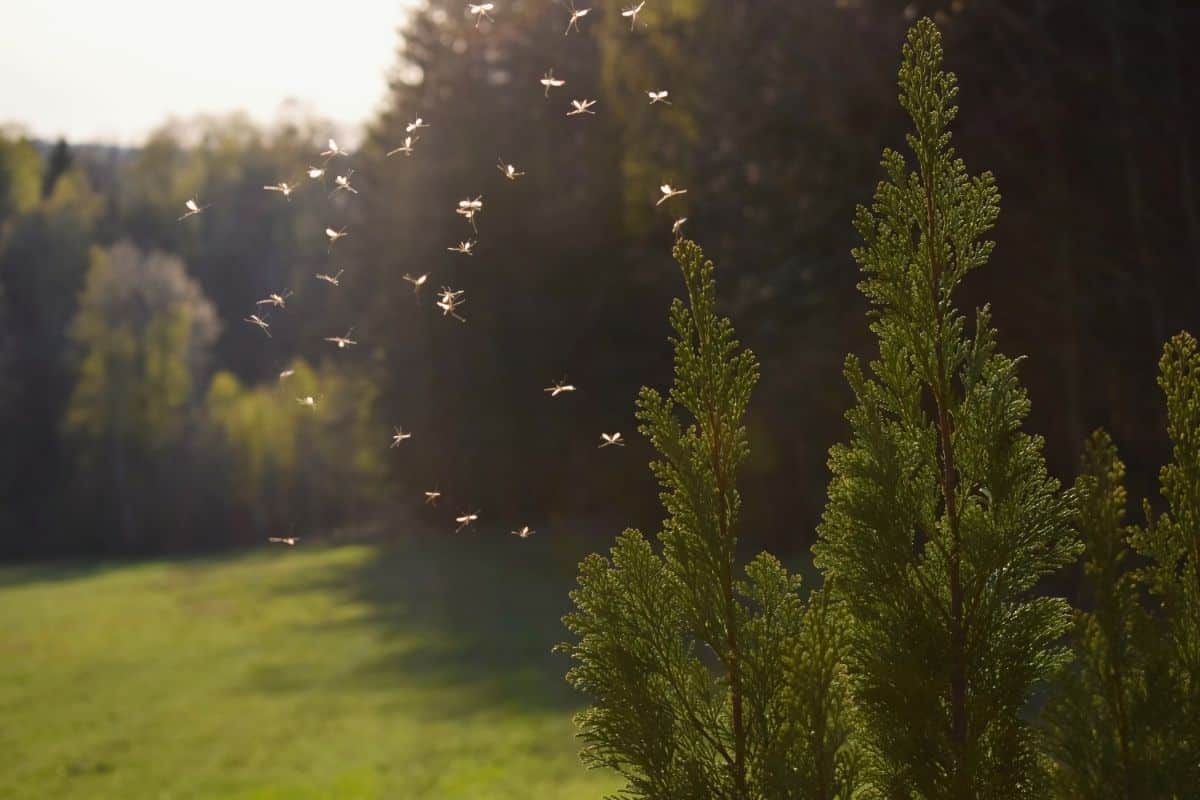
[544,379,577,397]
[307,166,326,180]
[390,426,412,447]
[321,138,349,161]
[511,526,535,539]
[403,273,429,297]
[647,90,671,105]
[424,490,441,506]
[672,217,688,239]
[497,159,525,181]
[468,2,495,26]
[279,369,295,380]
[406,117,430,134]
[325,227,348,248]
[455,510,480,532]
[456,196,483,231]
[332,171,358,195]
[447,240,475,255]
[387,136,418,157]
[567,98,597,116]
[656,184,687,206]
[599,432,625,448]
[264,181,299,200]
[436,286,467,322]
[268,536,301,546]
[244,314,271,337]
[540,68,566,97]
[562,0,590,34]
[178,198,208,221]
[621,1,645,29]
[315,270,344,286]
[324,329,358,349]
[256,290,291,309]
[296,395,319,408]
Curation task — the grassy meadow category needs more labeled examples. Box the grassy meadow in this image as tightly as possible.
[0,528,622,799]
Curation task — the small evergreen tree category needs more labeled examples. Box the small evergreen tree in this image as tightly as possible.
[813,19,1080,798]
[1130,331,1200,794]
[560,240,859,799]
[1042,431,1162,799]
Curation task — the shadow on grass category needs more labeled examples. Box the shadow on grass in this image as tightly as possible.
[252,518,620,717]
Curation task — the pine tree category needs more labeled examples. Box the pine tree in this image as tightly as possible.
[1042,431,1162,799]
[812,19,1081,798]
[560,239,860,799]
[1130,331,1200,794]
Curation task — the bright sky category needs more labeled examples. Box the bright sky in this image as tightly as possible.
[0,1,412,145]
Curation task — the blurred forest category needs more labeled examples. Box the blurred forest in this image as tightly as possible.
[1,0,1197,558]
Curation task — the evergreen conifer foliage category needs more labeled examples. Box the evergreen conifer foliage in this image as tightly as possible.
[560,240,859,800]
[813,19,1080,798]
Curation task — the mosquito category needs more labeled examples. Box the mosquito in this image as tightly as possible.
[455,510,480,532]
[621,1,645,29]
[647,90,671,105]
[307,166,326,180]
[332,171,358,196]
[599,432,625,448]
[264,181,298,200]
[321,138,349,161]
[511,525,535,539]
[497,159,525,181]
[244,314,271,337]
[279,369,295,380]
[672,217,688,239]
[424,489,441,506]
[178,198,208,221]
[325,227,348,249]
[436,286,467,322]
[567,99,596,116]
[402,273,429,298]
[324,328,358,349]
[563,0,590,35]
[656,184,687,206]
[406,117,430,134]
[468,2,495,27]
[296,395,319,408]
[390,426,412,447]
[544,379,577,397]
[447,240,475,256]
[387,136,418,157]
[315,270,344,286]
[268,536,301,546]
[540,68,566,97]
[256,290,291,309]
[456,196,483,231]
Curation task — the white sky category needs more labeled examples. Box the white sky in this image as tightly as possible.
[0,1,413,145]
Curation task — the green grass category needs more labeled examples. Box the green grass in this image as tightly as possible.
[0,530,622,799]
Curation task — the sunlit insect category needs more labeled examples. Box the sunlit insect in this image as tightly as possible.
[403,273,429,298]
[567,99,597,116]
[325,227,348,248]
[244,314,271,337]
[264,181,298,200]
[647,90,671,105]
[540,68,566,98]
[256,290,291,309]
[621,1,645,29]
[268,536,301,546]
[436,286,467,322]
[455,510,480,532]
[406,117,429,134]
[279,369,295,380]
[511,526,535,539]
[468,2,495,27]
[324,328,358,349]
[672,217,688,239]
[315,269,344,286]
[456,196,483,231]
[599,432,625,448]
[307,166,326,180]
[656,184,687,206]
[544,379,577,397]
[296,395,319,408]
[563,0,590,35]
[497,159,525,181]
[332,171,358,195]
[390,426,412,447]
[321,138,349,160]
[178,198,208,221]
[447,240,475,256]
[424,490,441,506]
[387,136,418,157]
